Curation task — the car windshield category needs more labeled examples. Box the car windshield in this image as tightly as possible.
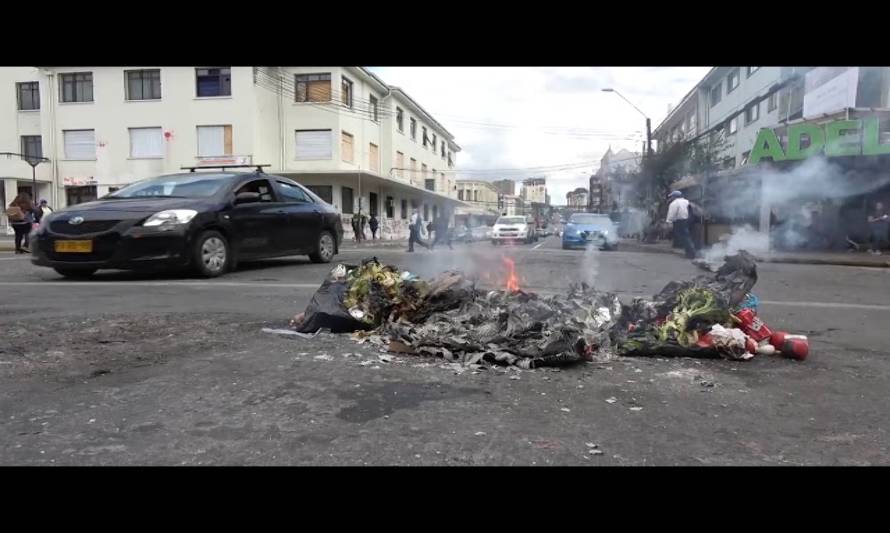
[107,173,234,199]
[497,217,526,225]
[570,214,612,225]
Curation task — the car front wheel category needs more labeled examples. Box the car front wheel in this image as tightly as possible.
[310,231,336,263]
[193,230,229,277]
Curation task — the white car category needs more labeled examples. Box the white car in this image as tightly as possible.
[491,216,537,245]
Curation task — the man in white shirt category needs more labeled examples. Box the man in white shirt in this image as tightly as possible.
[407,210,430,252]
[666,190,696,259]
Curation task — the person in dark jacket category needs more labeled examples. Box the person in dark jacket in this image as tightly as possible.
[369,214,379,240]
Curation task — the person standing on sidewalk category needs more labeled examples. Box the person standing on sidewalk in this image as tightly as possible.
[867,201,889,255]
[6,193,35,254]
[369,214,379,240]
[666,190,696,259]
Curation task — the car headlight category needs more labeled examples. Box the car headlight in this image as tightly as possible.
[143,209,198,227]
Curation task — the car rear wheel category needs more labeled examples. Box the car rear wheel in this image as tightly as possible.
[54,267,97,279]
[310,231,336,263]
[193,230,229,277]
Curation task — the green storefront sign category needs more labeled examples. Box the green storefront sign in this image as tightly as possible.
[749,117,890,165]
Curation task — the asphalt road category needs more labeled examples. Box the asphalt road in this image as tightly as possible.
[1,237,888,465]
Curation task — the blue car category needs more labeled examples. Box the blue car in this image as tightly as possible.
[561,213,619,251]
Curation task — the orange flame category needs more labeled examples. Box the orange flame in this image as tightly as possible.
[503,257,520,292]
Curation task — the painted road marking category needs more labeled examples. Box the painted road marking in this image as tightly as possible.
[533,241,545,250]
[0,280,887,311]
[759,300,890,311]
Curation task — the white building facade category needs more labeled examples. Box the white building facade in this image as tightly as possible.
[0,66,464,239]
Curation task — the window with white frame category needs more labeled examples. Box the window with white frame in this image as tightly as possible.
[710,82,722,107]
[129,127,164,158]
[410,118,417,140]
[197,125,233,157]
[295,73,332,102]
[746,67,760,77]
[727,68,740,93]
[63,129,96,160]
[441,142,445,158]
[768,92,778,112]
[727,116,739,135]
[396,107,404,132]
[369,94,378,121]
[341,131,354,163]
[341,76,353,108]
[745,102,759,125]
[369,143,379,172]
[21,135,42,161]
[16,82,39,110]
[195,67,231,97]
[126,69,161,100]
[432,134,437,152]
[295,129,332,160]
[422,126,429,148]
[60,72,93,103]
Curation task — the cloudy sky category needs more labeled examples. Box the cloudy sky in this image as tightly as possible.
[368,67,711,203]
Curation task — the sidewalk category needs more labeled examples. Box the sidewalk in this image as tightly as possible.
[619,238,890,268]
[339,238,409,250]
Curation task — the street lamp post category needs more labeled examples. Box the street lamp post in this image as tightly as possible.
[602,87,653,208]
[2,152,51,201]
[601,88,651,157]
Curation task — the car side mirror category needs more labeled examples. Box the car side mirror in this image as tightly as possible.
[235,192,261,204]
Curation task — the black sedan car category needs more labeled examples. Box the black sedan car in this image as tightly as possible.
[31,170,343,278]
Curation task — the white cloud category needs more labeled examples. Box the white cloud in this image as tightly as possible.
[368,67,711,204]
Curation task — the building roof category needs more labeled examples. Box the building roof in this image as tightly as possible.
[352,67,460,152]
[385,87,460,152]
[652,67,718,137]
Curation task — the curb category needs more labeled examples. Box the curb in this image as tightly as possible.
[620,240,890,268]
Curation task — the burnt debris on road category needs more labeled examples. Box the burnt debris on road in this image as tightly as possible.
[286,250,810,369]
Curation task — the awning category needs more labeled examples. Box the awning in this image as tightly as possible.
[283,170,470,209]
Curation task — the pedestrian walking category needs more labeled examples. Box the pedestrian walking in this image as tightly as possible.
[351,214,360,243]
[867,201,889,255]
[665,190,696,259]
[430,213,453,250]
[369,214,379,240]
[407,210,430,252]
[359,211,368,242]
[39,199,53,216]
[6,193,35,254]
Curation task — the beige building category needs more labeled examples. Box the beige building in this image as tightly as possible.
[455,179,499,214]
[521,177,548,205]
[566,187,589,209]
[0,66,464,238]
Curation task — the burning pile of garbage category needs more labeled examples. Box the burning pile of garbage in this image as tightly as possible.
[288,252,808,368]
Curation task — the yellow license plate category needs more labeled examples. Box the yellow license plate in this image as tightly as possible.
[55,240,93,253]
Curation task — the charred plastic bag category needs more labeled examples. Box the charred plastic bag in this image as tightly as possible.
[294,263,373,334]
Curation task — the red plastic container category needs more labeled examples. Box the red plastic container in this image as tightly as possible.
[781,335,809,360]
[770,331,788,349]
[735,308,774,343]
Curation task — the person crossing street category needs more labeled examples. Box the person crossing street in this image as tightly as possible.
[666,190,697,259]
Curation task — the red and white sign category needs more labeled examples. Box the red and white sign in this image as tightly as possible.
[63,177,98,186]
